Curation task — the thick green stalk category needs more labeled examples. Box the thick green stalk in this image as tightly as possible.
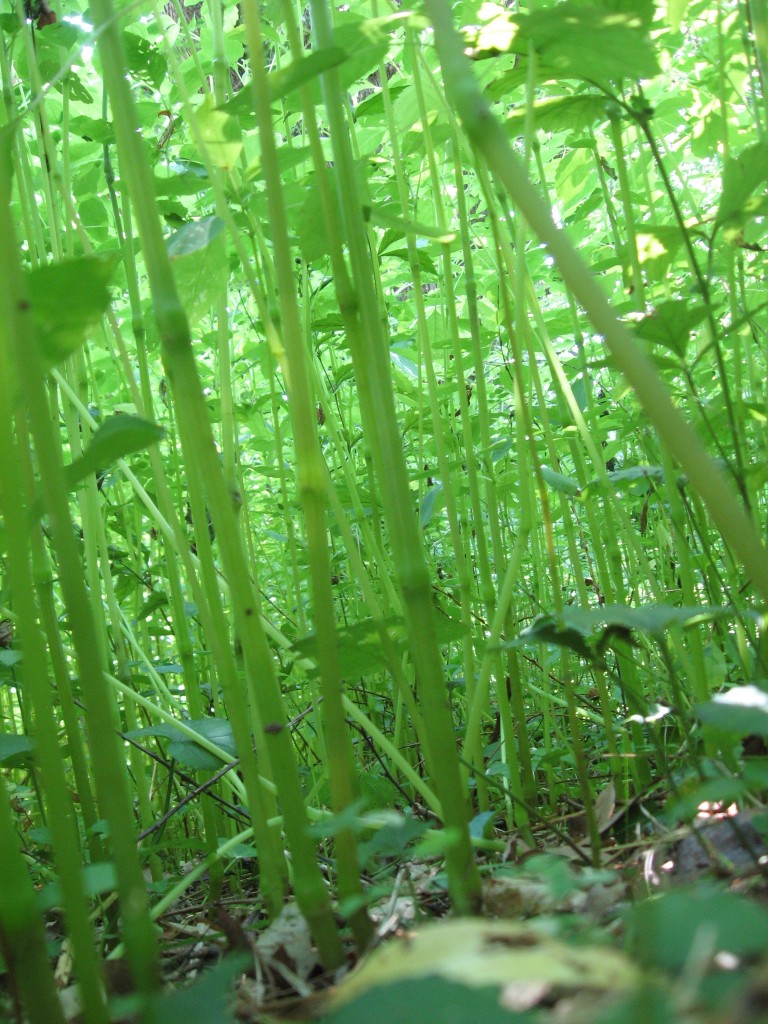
[0,121,159,1009]
[309,0,481,913]
[0,779,67,1024]
[0,309,109,1024]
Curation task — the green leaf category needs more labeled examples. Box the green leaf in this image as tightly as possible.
[696,684,768,737]
[512,614,594,660]
[64,415,164,490]
[635,225,687,274]
[604,465,664,488]
[0,733,35,766]
[513,2,660,83]
[420,484,445,528]
[154,159,210,197]
[626,888,768,972]
[194,98,242,171]
[505,94,613,133]
[368,205,456,245]
[634,301,708,359]
[38,861,119,913]
[126,718,237,771]
[354,81,410,120]
[560,603,735,640]
[293,618,406,679]
[167,215,224,258]
[121,30,167,88]
[666,0,691,29]
[167,216,228,327]
[716,142,768,227]
[357,814,429,865]
[541,466,582,497]
[321,977,528,1024]
[27,254,119,368]
[220,47,347,118]
[510,604,737,662]
[469,811,495,840]
[166,719,237,769]
[334,15,390,89]
[147,955,249,1024]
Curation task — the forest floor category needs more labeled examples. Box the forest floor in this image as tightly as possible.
[36,798,768,1024]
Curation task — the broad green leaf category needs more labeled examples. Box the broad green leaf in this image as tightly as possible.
[321,977,537,1024]
[594,464,664,491]
[420,483,445,528]
[167,216,228,327]
[513,2,660,83]
[560,603,735,640]
[147,955,249,1024]
[358,817,430,867]
[38,862,119,913]
[716,142,768,227]
[0,733,35,766]
[126,718,236,771]
[65,71,93,104]
[464,4,518,57]
[511,605,737,661]
[634,301,708,359]
[327,919,637,1014]
[0,13,19,34]
[154,159,210,197]
[334,15,390,89]
[220,47,347,118]
[696,684,768,737]
[194,97,242,170]
[626,888,768,971]
[384,249,439,276]
[167,215,224,258]
[121,29,166,88]
[511,614,594,660]
[64,415,164,490]
[367,205,455,244]
[309,801,370,841]
[411,827,463,859]
[246,144,313,182]
[468,811,495,839]
[505,94,613,133]
[354,81,410,120]
[27,254,119,367]
[667,0,691,29]
[298,185,333,261]
[635,225,686,275]
[390,350,419,379]
[293,618,406,679]
[541,466,582,497]
[608,463,663,486]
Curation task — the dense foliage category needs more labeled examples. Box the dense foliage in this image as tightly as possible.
[1,0,768,1019]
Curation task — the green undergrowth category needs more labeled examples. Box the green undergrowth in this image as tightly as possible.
[1,0,768,1019]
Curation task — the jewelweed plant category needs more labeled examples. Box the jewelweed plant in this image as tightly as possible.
[1,0,767,1018]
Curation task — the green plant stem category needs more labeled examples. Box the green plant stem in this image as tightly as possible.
[0,119,160,1011]
[309,0,481,914]
[0,778,68,1024]
[241,0,371,949]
